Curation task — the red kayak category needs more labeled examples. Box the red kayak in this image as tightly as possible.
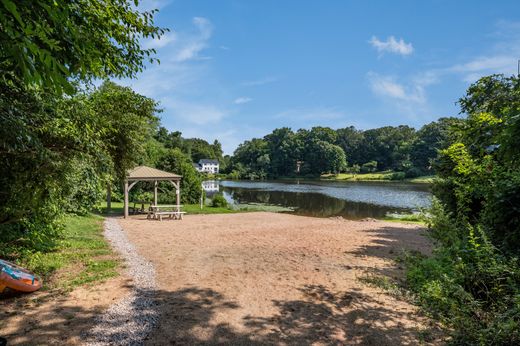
[0,259,42,293]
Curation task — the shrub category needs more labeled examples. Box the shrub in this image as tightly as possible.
[405,167,422,178]
[390,172,405,180]
[211,194,228,208]
[360,160,378,173]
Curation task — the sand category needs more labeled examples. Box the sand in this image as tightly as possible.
[0,275,132,345]
[120,212,440,345]
[1,212,441,345]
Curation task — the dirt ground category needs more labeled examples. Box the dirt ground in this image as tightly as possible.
[120,212,441,345]
[1,212,442,345]
[0,274,132,345]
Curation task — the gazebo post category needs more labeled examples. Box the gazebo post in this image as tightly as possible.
[124,180,129,218]
[176,180,180,206]
[154,180,158,206]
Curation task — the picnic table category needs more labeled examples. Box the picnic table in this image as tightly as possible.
[129,200,151,214]
[147,204,186,221]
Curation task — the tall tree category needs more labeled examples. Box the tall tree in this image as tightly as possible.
[89,81,160,182]
[0,0,166,92]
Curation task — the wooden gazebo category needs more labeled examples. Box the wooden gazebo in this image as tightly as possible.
[123,166,182,218]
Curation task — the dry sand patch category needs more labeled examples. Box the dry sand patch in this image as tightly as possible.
[120,212,440,345]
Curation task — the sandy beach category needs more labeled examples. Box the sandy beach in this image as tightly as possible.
[121,212,437,345]
[1,212,440,345]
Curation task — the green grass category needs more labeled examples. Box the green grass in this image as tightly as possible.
[21,213,119,291]
[322,171,395,181]
[408,175,436,184]
[99,201,291,216]
[382,212,427,225]
[321,172,436,184]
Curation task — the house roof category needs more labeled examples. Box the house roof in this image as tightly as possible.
[127,165,181,181]
[199,159,219,164]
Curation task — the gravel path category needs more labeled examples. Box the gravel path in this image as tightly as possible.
[83,218,158,346]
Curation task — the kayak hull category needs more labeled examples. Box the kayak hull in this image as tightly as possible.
[0,260,42,293]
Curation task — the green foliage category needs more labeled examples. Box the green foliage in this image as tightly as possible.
[390,171,405,180]
[0,0,166,93]
[0,80,109,258]
[156,148,203,204]
[230,120,452,178]
[406,74,520,344]
[360,160,378,173]
[89,81,160,182]
[211,194,228,208]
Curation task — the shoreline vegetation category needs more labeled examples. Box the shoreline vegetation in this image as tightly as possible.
[322,172,435,183]
[206,172,436,184]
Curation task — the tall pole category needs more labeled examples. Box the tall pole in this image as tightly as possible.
[124,180,129,218]
[153,180,158,206]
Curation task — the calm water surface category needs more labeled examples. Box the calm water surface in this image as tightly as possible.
[213,180,431,219]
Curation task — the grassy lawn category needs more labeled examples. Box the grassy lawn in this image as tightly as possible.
[20,214,119,292]
[382,212,427,225]
[321,172,435,184]
[322,172,395,181]
[98,201,292,216]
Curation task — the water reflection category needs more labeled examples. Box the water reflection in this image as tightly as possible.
[202,180,219,197]
[219,180,431,219]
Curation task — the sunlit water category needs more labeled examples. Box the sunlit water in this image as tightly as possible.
[204,180,432,219]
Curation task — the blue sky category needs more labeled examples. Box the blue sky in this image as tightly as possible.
[122,0,520,154]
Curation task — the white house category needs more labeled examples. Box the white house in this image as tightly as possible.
[193,159,219,173]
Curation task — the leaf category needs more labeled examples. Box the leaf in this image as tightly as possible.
[1,0,23,26]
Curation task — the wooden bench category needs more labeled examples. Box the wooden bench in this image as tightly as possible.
[154,211,186,221]
[148,204,186,220]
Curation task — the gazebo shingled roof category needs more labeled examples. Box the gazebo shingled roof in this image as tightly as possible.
[127,166,182,181]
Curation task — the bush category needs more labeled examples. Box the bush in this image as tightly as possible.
[405,75,520,345]
[156,148,204,204]
[211,194,228,208]
[405,167,422,178]
[360,161,378,173]
[390,172,405,180]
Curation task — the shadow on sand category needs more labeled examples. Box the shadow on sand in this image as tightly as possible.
[1,224,441,345]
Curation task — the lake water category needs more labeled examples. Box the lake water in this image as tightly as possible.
[205,180,432,219]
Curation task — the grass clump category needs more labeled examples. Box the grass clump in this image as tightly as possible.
[9,213,119,292]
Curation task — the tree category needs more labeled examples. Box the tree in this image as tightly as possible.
[408,74,520,344]
[0,0,166,92]
[264,128,301,177]
[302,140,346,175]
[232,138,269,177]
[360,126,416,170]
[156,149,203,204]
[335,126,364,165]
[89,81,160,182]
[411,117,463,172]
[185,138,218,162]
[0,79,109,256]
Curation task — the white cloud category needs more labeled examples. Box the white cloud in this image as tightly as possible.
[233,97,252,104]
[172,17,213,62]
[449,55,518,82]
[142,33,177,50]
[369,36,414,56]
[367,72,437,104]
[241,76,278,86]
[163,100,228,125]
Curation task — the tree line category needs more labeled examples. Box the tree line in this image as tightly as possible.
[0,1,208,259]
[225,118,463,179]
